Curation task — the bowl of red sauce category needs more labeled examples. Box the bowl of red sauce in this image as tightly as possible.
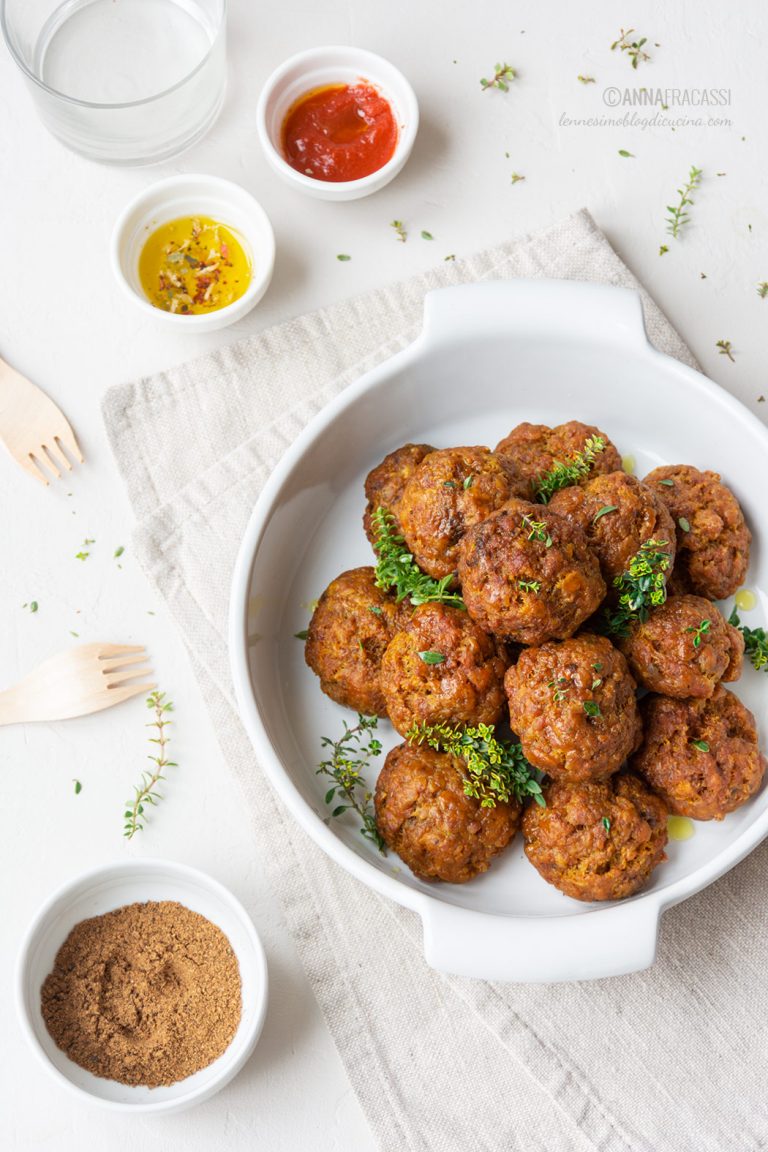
[256,46,418,201]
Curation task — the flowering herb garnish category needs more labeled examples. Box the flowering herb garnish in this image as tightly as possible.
[480,63,517,92]
[716,339,735,362]
[372,507,464,609]
[390,220,407,242]
[518,579,541,594]
[522,515,553,547]
[728,609,768,672]
[583,700,601,719]
[123,691,176,839]
[534,435,606,503]
[407,720,544,808]
[418,650,446,665]
[318,714,385,852]
[602,538,671,637]
[593,504,618,524]
[691,740,710,753]
[666,166,702,239]
[686,619,711,648]
[678,516,691,532]
[610,28,651,68]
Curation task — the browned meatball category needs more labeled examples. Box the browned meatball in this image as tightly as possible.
[374,742,521,882]
[631,686,766,820]
[505,635,642,782]
[380,603,508,737]
[305,567,402,715]
[457,498,606,645]
[523,774,668,902]
[644,465,751,600]
[363,443,434,545]
[398,446,527,579]
[495,420,622,499]
[618,595,744,698]
[549,471,676,585]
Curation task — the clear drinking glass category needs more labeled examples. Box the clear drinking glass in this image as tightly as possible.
[1,0,227,165]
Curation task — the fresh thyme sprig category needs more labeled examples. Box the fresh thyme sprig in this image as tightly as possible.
[390,220,407,242]
[716,339,735,362]
[318,714,385,852]
[534,435,606,503]
[666,166,702,239]
[407,720,544,808]
[610,28,651,69]
[602,538,671,637]
[522,514,553,546]
[123,691,176,839]
[728,609,768,672]
[372,507,465,609]
[686,618,712,648]
[480,62,517,91]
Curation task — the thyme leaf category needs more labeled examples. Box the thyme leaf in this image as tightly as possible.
[534,435,606,503]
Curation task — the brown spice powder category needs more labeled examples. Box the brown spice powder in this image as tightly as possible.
[41,900,242,1087]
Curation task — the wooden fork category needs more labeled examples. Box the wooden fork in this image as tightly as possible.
[0,354,84,485]
[0,644,156,725]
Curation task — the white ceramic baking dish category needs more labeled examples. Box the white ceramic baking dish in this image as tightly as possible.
[229,279,768,983]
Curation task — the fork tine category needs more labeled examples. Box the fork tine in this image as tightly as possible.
[40,445,62,478]
[56,425,84,465]
[24,452,51,485]
[105,666,154,687]
[104,682,158,704]
[45,440,72,473]
[97,644,146,658]
[100,652,150,671]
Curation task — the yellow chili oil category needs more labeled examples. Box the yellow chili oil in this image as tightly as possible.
[139,216,251,315]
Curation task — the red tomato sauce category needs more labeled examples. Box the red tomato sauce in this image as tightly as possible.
[281,83,398,182]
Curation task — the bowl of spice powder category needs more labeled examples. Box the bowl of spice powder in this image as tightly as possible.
[16,859,268,1112]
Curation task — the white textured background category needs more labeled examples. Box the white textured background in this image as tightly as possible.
[2,1,766,1149]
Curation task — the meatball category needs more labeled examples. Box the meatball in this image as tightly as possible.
[363,443,434,545]
[549,471,676,585]
[374,742,521,882]
[505,635,642,782]
[618,595,744,698]
[305,567,402,715]
[457,498,606,645]
[398,446,527,579]
[523,774,668,902]
[380,603,507,737]
[494,420,622,499]
[631,686,766,820]
[644,465,751,600]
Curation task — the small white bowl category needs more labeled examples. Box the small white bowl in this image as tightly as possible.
[256,45,419,201]
[17,859,268,1114]
[111,175,275,332]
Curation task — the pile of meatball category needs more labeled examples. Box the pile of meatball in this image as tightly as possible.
[305,420,765,902]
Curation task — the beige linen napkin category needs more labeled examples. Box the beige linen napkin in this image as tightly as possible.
[104,209,768,1152]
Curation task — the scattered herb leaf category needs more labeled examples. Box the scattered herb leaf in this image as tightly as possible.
[758,282,768,299]
[659,245,669,256]
[583,700,601,719]
[510,172,526,184]
[480,62,517,92]
[522,514,553,547]
[678,516,691,532]
[716,339,735,362]
[407,720,544,808]
[318,714,385,851]
[686,618,711,648]
[578,75,596,84]
[518,579,542,594]
[419,650,446,665]
[421,230,434,240]
[548,677,570,703]
[618,149,634,158]
[294,629,309,640]
[691,740,710,752]
[610,28,651,68]
[593,504,618,524]
[659,478,675,487]
[463,474,474,489]
[114,546,125,559]
[73,779,82,795]
[602,816,611,832]
[444,253,456,261]
[336,254,352,262]
[390,220,407,243]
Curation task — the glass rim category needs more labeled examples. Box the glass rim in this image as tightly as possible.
[0,0,226,110]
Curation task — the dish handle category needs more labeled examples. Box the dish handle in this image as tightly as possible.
[420,898,661,983]
[421,279,649,351]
